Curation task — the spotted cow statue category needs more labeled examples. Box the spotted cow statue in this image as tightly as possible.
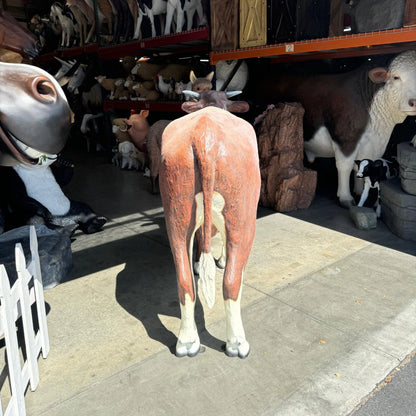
[159,90,261,358]
[254,50,416,207]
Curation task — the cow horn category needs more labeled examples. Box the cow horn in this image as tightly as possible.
[183,90,200,99]
[226,91,243,98]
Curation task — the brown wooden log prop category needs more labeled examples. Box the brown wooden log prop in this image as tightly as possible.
[257,102,317,212]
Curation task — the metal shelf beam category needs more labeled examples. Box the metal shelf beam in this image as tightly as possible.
[210,27,416,64]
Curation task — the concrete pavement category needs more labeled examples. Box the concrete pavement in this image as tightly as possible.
[15,151,416,415]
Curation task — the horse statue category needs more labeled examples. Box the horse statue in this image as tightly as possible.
[0,7,71,165]
[0,61,72,166]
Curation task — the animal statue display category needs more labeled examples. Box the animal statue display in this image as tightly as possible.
[146,119,172,193]
[253,50,416,208]
[136,0,167,39]
[0,8,40,59]
[50,2,77,48]
[355,158,399,217]
[159,90,261,358]
[125,110,150,152]
[164,0,205,35]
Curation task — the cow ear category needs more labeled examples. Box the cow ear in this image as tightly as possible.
[181,101,204,113]
[368,68,389,83]
[139,110,149,118]
[355,160,361,167]
[206,71,214,81]
[226,101,250,113]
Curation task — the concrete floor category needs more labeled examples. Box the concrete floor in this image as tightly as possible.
[14,150,416,415]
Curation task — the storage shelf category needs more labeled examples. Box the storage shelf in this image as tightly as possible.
[210,27,416,64]
[34,27,210,64]
[103,100,184,112]
[98,26,210,59]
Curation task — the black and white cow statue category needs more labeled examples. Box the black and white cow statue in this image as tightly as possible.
[355,158,399,217]
[254,50,416,208]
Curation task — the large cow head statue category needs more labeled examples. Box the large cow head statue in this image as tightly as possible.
[0,62,72,166]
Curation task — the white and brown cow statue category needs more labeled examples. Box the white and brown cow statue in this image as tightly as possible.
[159,90,261,358]
[254,50,416,208]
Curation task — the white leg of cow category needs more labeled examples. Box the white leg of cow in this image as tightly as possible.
[164,4,175,35]
[176,8,184,33]
[334,148,357,207]
[147,9,157,38]
[224,286,249,358]
[134,13,143,39]
[177,294,200,357]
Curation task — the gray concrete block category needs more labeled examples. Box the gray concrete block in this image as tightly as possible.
[349,206,378,230]
[397,142,416,195]
[380,178,416,242]
[0,225,73,289]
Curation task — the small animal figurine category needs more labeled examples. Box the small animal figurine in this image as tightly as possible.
[190,70,214,93]
[124,110,150,152]
[355,158,399,217]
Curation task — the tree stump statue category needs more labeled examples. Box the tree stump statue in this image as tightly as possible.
[257,102,317,212]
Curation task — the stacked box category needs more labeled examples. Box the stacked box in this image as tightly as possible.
[404,0,416,26]
[381,178,416,242]
[397,142,416,195]
[210,0,239,51]
[240,0,267,48]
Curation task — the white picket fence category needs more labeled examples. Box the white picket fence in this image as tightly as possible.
[0,226,49,416]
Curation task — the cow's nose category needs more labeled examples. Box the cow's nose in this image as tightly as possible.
[29,76,57,104]
[409,98,416,108]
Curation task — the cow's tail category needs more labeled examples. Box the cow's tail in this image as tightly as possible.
[194,141,216,309]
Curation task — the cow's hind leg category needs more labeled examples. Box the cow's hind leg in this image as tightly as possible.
[170,233,201,357]
[224,285,249,358]
[222,225,255,358]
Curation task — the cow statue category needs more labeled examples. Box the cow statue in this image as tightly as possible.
[159,90,261,358]
[355,158,399,217]
[253,50,416,208]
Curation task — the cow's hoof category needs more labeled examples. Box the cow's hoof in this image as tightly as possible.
[175,338,201,358]
[224,340,250,359]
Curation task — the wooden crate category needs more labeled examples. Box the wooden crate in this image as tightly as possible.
[267,0,297,44]
[329,0,345,37]
[404,0,416,26]
[240,0,267,48]
[210,0,239,51]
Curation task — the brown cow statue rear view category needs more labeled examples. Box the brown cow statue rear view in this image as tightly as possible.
[159,90,261,358]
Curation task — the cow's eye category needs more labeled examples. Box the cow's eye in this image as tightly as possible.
[393,75,401,80]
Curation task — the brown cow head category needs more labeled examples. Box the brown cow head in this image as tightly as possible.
[0,9,40,59]
[181,90,249,113]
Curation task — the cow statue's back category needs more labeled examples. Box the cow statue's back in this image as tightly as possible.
[159,90,261,358]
